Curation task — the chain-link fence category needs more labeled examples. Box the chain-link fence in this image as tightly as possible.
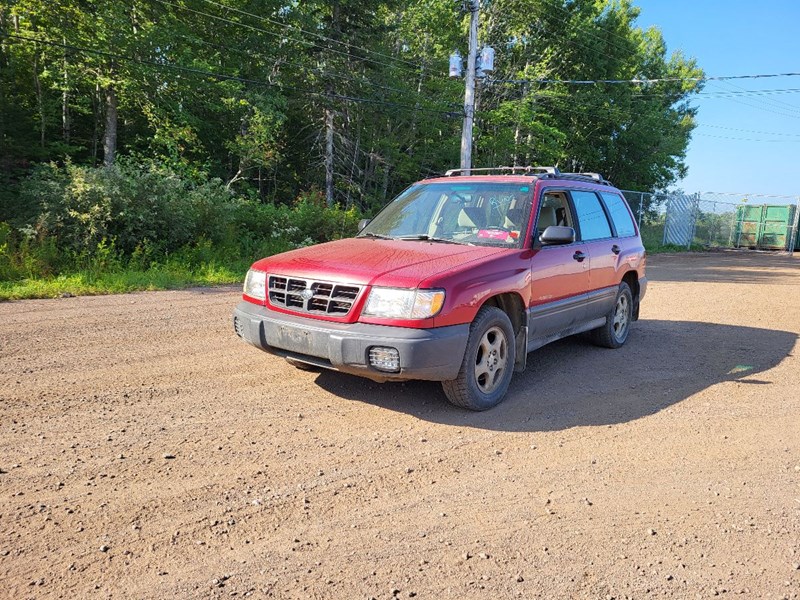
[621,190,800,253]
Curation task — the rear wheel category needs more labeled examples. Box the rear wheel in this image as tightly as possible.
[591,282,633,349]
[442,306,516,411]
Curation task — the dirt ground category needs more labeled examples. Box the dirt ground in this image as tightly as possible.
[1,251,799,599]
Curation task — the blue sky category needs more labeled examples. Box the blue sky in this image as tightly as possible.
[634,0,800,197]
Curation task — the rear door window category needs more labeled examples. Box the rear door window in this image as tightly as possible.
[600,192,637,237]
[571,190,612,241]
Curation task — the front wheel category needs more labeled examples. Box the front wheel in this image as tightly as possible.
[442,306,516,411]
[591,282,633,349]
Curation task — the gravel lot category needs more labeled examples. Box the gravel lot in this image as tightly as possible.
[1,251,799,599]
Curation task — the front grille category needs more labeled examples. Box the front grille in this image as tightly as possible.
[268,275,361,316]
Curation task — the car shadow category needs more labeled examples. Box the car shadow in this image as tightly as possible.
[312,320,797,432]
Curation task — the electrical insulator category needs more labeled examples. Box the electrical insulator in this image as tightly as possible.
[480,46,495,72]
[449,51,463,78]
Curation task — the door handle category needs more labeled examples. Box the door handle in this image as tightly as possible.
[573,251,586,262]
[612,244,621,255]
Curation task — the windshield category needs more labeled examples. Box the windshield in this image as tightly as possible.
[359,182,532,248]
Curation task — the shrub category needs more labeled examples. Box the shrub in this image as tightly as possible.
[0,222,16,281]
[291,191,361,244]
[19,159,236,257]
[2,160,364,295]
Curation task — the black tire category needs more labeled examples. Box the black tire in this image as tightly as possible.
[441,306,516,411]
[591,282,633,349]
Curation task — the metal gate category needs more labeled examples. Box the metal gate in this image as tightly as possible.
[662,194,697,248]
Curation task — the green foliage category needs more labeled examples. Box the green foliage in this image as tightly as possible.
[0,222,15,281]
[692,209,738,248]
[290,190,361,244]
[1,0,703,210]
[0,0,706,297]
[0,161,362,298]
[230,188,360,247]
[0,264,244,301]
[17,159,234,255]
[639,220,666,250]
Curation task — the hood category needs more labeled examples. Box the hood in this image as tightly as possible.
[251,237,507,288]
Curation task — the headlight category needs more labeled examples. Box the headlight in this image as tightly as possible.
[362,288,445,319]
[243,269,266,300]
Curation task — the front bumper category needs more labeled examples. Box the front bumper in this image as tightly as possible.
[233,301,469,382]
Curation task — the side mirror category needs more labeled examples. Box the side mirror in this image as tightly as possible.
[539,225,575,245]
[358,218,371,232]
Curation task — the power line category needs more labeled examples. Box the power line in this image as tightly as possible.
[479,2,631,79]
[700,124,800,138]
[500,0,632,65]
[630,87,800,107]
[487,74,800,125]
[150,0,423,75]
[694,82,800,121]
[515,91,697,131]
[681,87,800,98]
[697,95,800,121]
[198,0,438,70]
[491,73,800,132]
[527,2,630,69]
[494,71,800,86]
[170,32,415,97]
[4,34,460,117]
[528,89,800,137]
[534,0,634,58]
[711,78,800,114]
[694,133,800,143]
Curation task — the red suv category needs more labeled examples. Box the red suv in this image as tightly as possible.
[233,167,646,410]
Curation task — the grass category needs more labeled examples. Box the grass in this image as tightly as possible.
[0,262,246,301]
[640,221,707,253]
[643,242,705,254]
[0,235,707,302]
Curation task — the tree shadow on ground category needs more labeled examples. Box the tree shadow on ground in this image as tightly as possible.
[648,251,799,284]
[313,320,797,432]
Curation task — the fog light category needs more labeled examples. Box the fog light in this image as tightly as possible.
[369,346,400,372]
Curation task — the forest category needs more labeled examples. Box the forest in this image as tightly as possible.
[0,0,703,298]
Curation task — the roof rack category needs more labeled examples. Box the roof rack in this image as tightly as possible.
[560,172,611,185]
[444,166,561,177]
[441,166,611,185]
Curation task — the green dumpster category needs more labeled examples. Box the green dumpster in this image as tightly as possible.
[734,204,797,250]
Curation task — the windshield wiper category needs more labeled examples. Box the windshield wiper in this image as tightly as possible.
[359,232,395,240]
[395,234,472,245]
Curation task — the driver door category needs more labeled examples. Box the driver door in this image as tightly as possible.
[527,191,589,342]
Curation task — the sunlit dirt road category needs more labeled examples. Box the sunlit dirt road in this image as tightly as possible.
[1,251,799,599]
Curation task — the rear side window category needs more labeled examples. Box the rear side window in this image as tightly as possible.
[601,192,636,237]
[571,191,612,241]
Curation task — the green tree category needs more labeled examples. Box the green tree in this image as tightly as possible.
[1,0,704,218]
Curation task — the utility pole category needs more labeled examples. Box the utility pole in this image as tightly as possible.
[451,2,493,172]
[460,2,479,171]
